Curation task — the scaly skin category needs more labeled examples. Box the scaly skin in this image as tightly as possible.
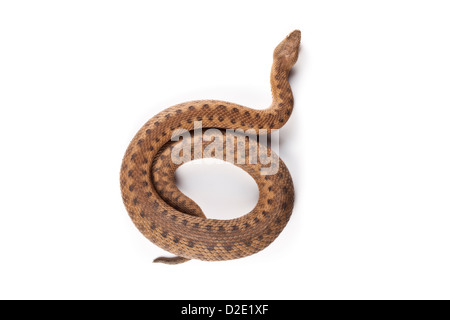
[120,30,301,264]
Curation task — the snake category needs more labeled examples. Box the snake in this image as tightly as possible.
[120,30,301,264]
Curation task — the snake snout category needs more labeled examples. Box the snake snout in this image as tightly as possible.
[288,30,301,44]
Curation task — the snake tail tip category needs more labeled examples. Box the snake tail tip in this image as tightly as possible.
[153,256,190,265]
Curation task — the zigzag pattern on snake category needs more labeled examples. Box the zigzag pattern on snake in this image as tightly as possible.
[120,30,301,264]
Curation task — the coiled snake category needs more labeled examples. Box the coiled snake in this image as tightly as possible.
[120,30,301,264]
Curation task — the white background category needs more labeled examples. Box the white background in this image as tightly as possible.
[0,1,449,300]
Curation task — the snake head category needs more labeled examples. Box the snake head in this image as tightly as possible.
[273,30,301,68]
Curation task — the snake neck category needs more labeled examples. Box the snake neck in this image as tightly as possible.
[263,30,300,129]
[266,59,295,129]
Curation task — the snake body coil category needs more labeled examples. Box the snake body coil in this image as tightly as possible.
[120,30,301,264]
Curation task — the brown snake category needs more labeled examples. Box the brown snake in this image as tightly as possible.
[120,30,301,264]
